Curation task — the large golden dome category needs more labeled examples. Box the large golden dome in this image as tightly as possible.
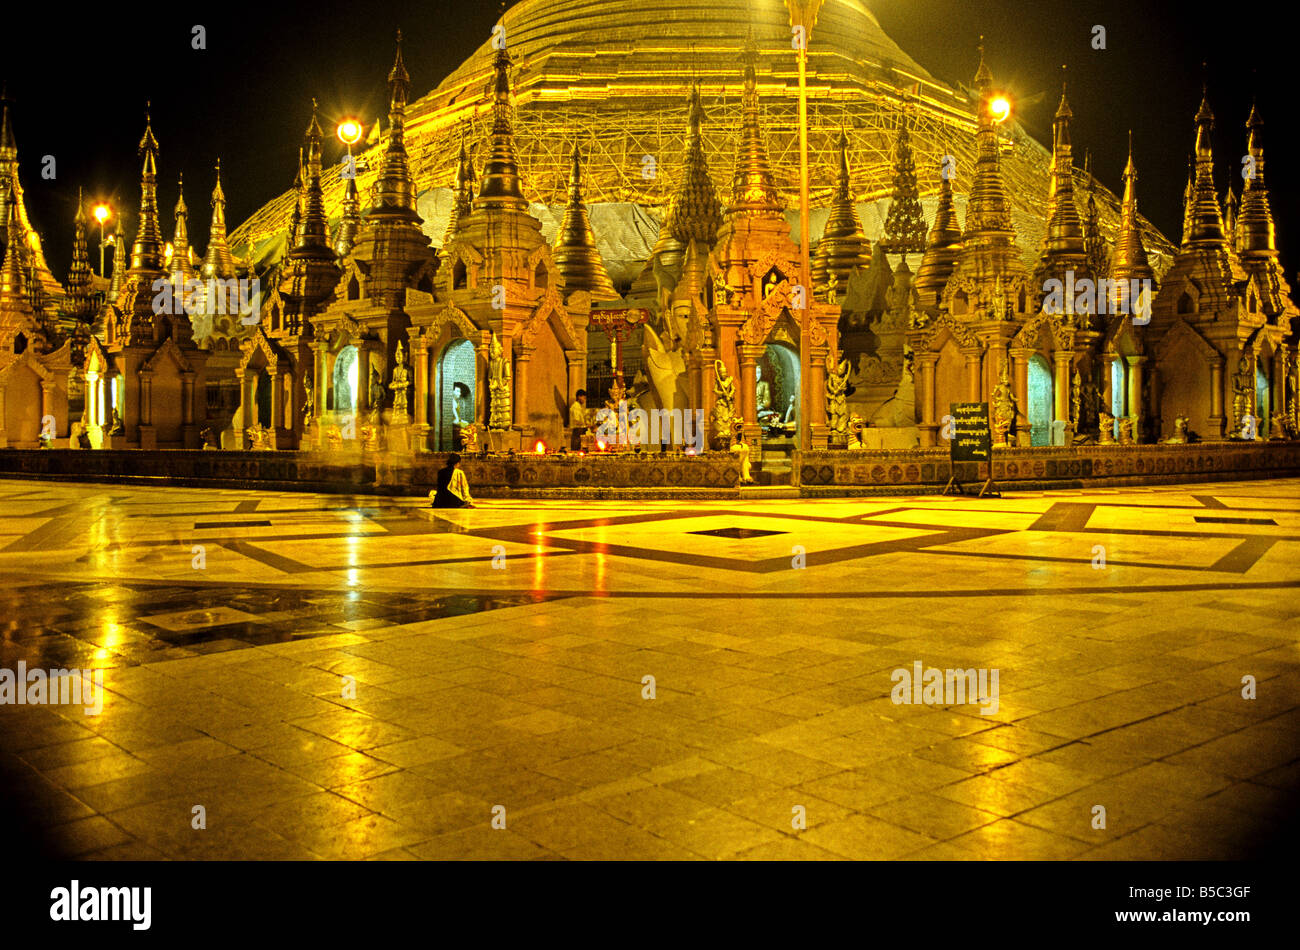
[233,0,1173,284]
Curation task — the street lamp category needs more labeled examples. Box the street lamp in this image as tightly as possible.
[785,0,825,452]
[93,203,112,277]
[337,118,363,177]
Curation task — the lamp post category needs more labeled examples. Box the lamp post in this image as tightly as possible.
[785,0,825,452]
[337,118,363,173]
[93,203,111,277]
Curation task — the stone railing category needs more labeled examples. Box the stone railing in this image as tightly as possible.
[796,441,1300,494]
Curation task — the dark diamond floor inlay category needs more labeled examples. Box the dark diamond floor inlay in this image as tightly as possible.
[689,526,787,539]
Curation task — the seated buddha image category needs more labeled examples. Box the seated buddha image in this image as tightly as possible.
[756,365,777,423]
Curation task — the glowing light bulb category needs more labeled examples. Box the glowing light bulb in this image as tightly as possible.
[989,96,1011,124]
[93,204,111,225]
[337,119,363,146]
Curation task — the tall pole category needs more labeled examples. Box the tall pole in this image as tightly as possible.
[787,1,824,452]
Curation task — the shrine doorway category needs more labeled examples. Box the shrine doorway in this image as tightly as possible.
[760,343,799,432]
[437,338,476,450]
[254,370,273,428]
[1028,354,1053,446]
[333,345,358,414]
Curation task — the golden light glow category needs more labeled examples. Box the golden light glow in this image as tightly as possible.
[164,242,174,262]
[93,204,112,225]
[337,119,363,146]
[989,96,1012,124]
[534,440,547,455]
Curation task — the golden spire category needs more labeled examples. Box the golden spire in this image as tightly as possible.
[1180,158,1194,246]
[1237,101,1277,260]
[201,158,237,279]
[293,99,332,256]
[170,173,195,283]
[335,172,360,258]
[952,42,1024,285]
[1185,85,1227,247]
[553,143,618,300]
[914,162,964,308]
[475,43,529,211]
[879,116,928,258]
[665,83,723,246]
[812,129,870,293]
[370,31,421,222]
[1223,186,1238,248]
[444,130,474,244]
[0,194,32,315]
[973,37,993,91]
[1111,131,1153,286]
[129,104,166,277]
[727,32,783,219]
[66,187,94,323]
[1108,132,1152,323]
[287,147,304,249]
[1037,70,1086,273]
[108,214,127,301]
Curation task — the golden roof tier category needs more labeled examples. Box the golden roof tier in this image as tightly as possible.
[230,0,1174,287]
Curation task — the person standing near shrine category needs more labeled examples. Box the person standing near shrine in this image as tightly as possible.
[569,389,588,449]
[430,453,475,508]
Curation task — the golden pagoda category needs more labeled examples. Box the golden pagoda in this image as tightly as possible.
[811,130,871,298]
[553,144,618,301]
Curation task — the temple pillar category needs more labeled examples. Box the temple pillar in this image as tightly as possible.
[140,371,153,426]
[40,383,54,437]
[411,336,429,427]
[1148,365,1162,442]
[513,345,533,429]
[84,372,98,431]
[354,347,371,416]
[566,351,585,410]
[1271,347,1287,435]
[809,345,829,428]
[917,352,938,447]
[181,373,196,426]
[1053,353,1071,424]
[1209,356,1225,439]
[270,370,284,435]
[964,348,983,402]
[738,344,763,427]
[1126,355,1145,443]
[1010,348,1031,446]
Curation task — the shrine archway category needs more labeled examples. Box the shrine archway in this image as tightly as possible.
[760,342,799,430]
[437,338,476,450]
[1028,354,1053,446]
[333,345,358,413]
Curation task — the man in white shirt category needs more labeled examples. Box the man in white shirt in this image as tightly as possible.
[569,389,588,449]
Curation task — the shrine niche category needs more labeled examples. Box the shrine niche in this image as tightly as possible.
[1150,318,1219,442]
[0,344,70,447]
[516,292,583,449]
[234,329,298,449]
[135,337,208,449]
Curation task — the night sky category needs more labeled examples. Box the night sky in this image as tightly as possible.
[6,0,1295,285]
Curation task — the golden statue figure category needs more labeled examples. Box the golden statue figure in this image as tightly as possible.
[488,331,512,430]
[389,341,410,420]
[991,358,1017,447]
[459,421,482,453]
[1099,403,1116,445]
[730,421,754,484]
[847,413,866,449]
[303,369,315,423]
[1071,368,1081,425]
[825,356,850,438]
[712,359,737,445]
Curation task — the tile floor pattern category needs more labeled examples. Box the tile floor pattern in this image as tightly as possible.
[0,477,1296,860]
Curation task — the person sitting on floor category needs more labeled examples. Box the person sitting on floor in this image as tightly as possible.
[430,453,475,508]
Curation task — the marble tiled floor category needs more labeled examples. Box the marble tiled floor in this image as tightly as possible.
[0,477,1296,859]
